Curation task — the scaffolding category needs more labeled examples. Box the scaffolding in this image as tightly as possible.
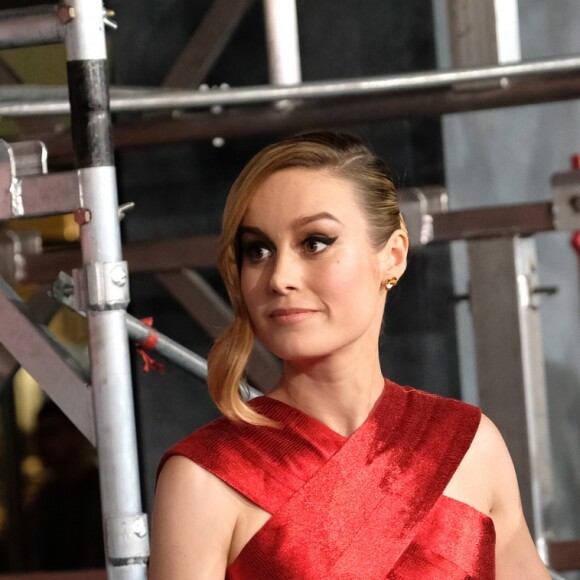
[0,0,580,577]
[1,1,146,578]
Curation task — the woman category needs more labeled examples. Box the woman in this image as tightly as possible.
[150,132,549,579]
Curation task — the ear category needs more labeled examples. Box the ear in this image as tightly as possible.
[379,228,409,282]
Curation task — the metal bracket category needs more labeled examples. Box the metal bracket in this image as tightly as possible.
[72,261,130,312]
[550,171,580,231]
[0,229,42,285]
[0,139,81,220]
[399,186,449,246]
[105,513,149,565]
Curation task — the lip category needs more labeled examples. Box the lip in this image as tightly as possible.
[268,308,318,324]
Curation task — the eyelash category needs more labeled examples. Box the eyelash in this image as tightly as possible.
[240,235,338,264]
[302,235,338,255]
[241,241,273,263]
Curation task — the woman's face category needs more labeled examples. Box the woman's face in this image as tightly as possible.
[239,167,403,363]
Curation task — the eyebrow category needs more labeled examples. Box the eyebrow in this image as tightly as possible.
[239,212,343,236]
[291,212,343,228]
[238,225,265,237]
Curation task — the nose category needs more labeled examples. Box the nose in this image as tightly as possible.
[269,249,301,295]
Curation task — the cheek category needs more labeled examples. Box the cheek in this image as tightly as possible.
[240,266,265,314]
[240,269,254,308]
[319,253,380,292]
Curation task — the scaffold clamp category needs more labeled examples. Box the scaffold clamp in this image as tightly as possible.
[73,260,130,312]
[105,512,149,565]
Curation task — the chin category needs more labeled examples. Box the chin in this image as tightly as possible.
[264,338,334,363]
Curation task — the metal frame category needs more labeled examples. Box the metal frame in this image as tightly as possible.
[3,53,580,117]
[50,271,265,398]
[446,0,521,67]
[64,0,147,576]
[0,276,95,442]
[0,1,147,577]
[263,0,301,87]
[438,0,557,567]
[413,187,579,570]
[467,238,553,553]
[0,139,80,219]
[0,5,65,49]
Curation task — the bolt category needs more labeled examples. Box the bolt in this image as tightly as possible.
[111,266,127,287]
[118,201,135,221]
[132,518,147,538]
[73,207,91,225]
[60,281,74,298]
[56,2,76,24]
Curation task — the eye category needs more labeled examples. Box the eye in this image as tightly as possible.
[241,240,273,263]
[302,235,337,255]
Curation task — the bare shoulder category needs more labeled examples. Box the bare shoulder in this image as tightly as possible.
[469,414,550,579]
[149,455,238,579]
[467,413,512,492]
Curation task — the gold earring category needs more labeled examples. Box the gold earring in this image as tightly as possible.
[385,277,398,290]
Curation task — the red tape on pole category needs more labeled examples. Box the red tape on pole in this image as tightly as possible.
[135,317,165,373]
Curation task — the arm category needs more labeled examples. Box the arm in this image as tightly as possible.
[479,415,550,579]
[149,456,237,580]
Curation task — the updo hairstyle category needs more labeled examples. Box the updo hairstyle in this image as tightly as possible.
[207,132,405,424]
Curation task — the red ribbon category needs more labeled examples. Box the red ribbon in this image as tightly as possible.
[135,317,165,374]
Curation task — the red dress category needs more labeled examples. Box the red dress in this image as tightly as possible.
[159,380,496,579]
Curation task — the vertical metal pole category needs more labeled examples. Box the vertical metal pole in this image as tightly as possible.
[262,0,301,106]
[446,0,521,67]
[468,237,554,557]
[63,1,148,578]
[433,0,523,406]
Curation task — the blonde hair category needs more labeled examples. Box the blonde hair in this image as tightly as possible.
[207,132,405,424]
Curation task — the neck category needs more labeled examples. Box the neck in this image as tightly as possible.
[269,346,385,437]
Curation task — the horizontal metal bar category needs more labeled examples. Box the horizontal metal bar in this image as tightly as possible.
[12,194,573,284]
[8,199,575,285]
[432,201,555,241]
[3,53,580,116]
[0,5,65,49]
[22,235,219,284]
[125,315,208,379]
[51,271,264,396]
[126,317,263,397]
[41,72,580,155]
[0,172,81,220]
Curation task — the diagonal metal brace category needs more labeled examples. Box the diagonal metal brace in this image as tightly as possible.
[0,276,95,444]
[0,286,62,395]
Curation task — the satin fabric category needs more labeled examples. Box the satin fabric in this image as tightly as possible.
[160,380,496,579]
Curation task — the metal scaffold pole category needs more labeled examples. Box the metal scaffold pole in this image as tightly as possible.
[63,0,148,577]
